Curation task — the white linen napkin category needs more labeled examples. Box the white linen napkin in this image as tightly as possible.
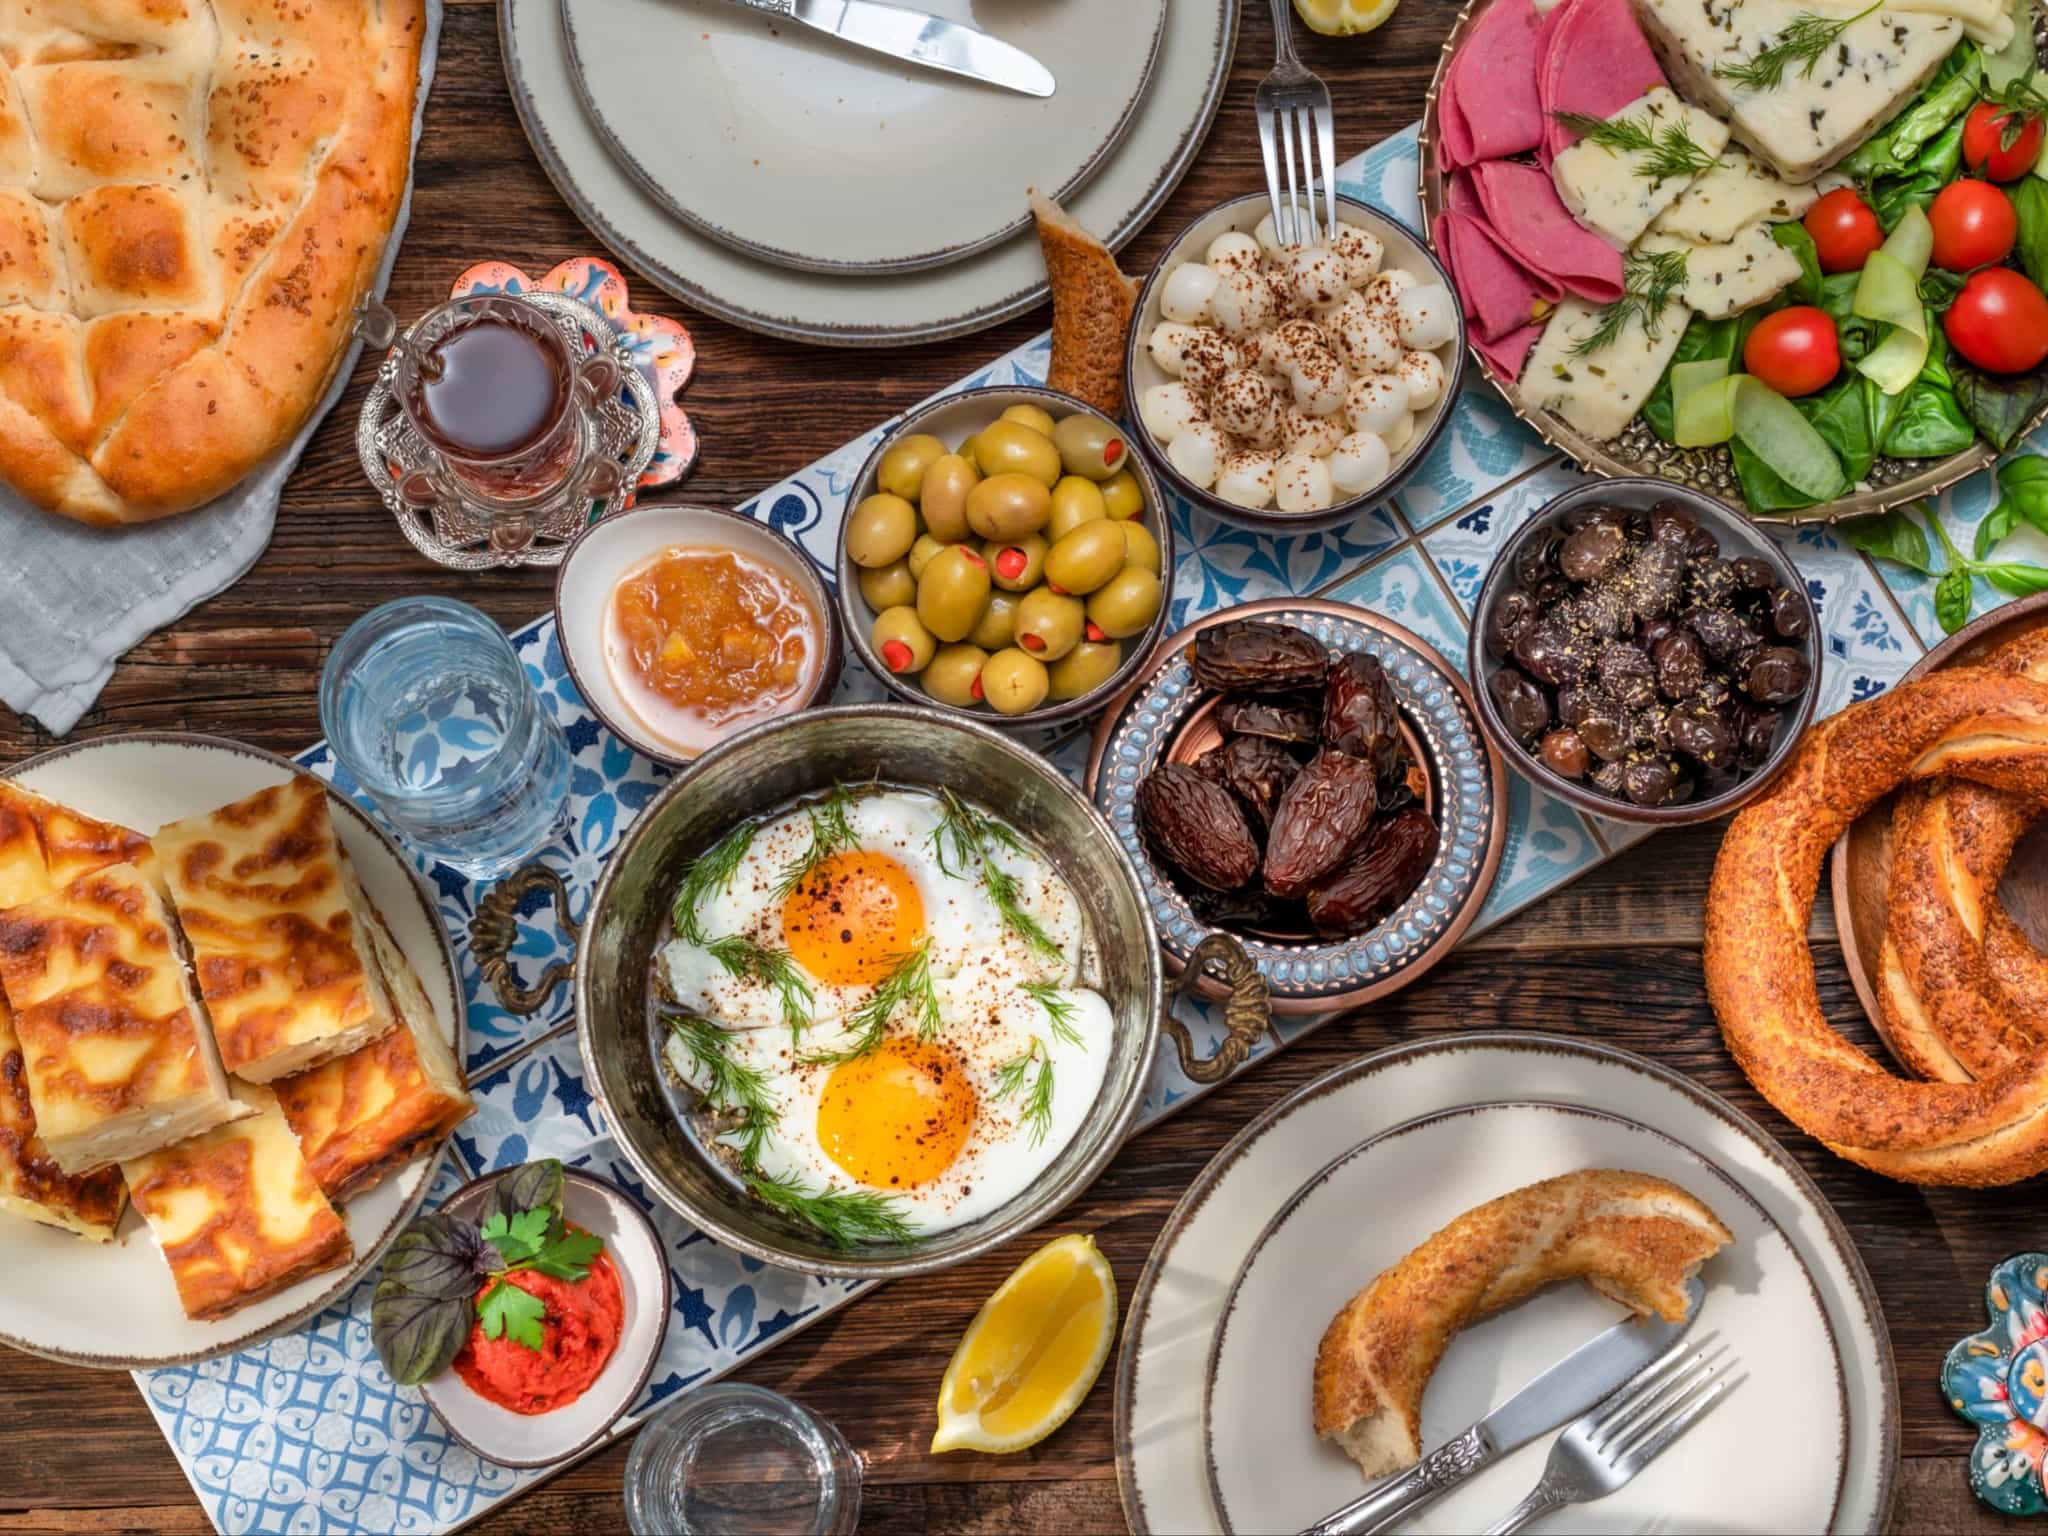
[0,1,444,737]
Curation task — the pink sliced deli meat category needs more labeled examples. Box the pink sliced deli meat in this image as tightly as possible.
[1433,209,1561,346]
[1436,0,1546,169]
[1474,323,1543,383]
[1537,0,1667,162]
[1462,161,1624,304]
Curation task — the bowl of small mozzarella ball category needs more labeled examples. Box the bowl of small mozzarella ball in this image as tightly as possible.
[1124,192,1467,532]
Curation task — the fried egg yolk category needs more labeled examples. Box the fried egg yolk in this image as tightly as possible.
[816,1037,977,1188]
[780,849,925,985]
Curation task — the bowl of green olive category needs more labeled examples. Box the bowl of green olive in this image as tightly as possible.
[837,386,1175,727]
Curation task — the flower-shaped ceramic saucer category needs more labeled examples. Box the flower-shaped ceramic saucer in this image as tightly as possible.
[1944,1251,2048,1515]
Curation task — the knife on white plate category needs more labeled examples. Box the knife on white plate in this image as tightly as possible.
[728,0,1056,97]
[1299,1277,1706,1536]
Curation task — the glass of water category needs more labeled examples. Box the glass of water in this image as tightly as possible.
[320,596,571,876]
[623,1383,860,1536]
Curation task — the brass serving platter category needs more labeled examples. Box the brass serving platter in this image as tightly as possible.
[1417,0,2048,524]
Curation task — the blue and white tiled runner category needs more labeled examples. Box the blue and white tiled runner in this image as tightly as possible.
[134,126,1987,1533]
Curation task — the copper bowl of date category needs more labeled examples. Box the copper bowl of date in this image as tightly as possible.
[1085,599,1508,1014]
[1469,478,1820,827]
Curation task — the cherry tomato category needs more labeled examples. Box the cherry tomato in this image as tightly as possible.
[1802,188,1884,273]
[1943,268,2048,373]
[1929,179,2018,271]
[1743,307,1841,398]
[1962,101,2046,182]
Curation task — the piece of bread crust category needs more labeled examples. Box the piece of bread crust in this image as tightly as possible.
[1312,1169,1730,1481]
[1030,190,1137,416]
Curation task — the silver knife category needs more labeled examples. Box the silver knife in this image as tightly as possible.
[732,0,1056,98]
[1300,1278,1706,1536]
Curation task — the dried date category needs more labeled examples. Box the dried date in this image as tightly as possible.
[1263,750,1379,898]
[1216,691,1321,744]
[1187,882,1302,932]
[1188,620,1330,693]
[1211,735,1301,829]
[1137,763,1261,891]
[1305,807,1437,937]
[1322,652,1402,775]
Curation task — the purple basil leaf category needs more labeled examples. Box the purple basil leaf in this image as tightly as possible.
[370,1278,471,1385]
[381,1213,491,1300]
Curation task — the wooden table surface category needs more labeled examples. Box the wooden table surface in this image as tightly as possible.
[0,3,2023,1532]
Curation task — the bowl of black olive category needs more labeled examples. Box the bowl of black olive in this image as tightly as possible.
[1468,478,1819,824]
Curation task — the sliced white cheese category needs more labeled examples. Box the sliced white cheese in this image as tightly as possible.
[1649,146,1821,243]
[1552,88,1732,248]
[1519,296,1692,440]
[1639,225,1804,319]
[1880,0,2013,47]
[1632,0,1963,182]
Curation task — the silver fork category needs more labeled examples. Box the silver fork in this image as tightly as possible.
[1255,0,1338,247]
[1481,1336,1741,1534]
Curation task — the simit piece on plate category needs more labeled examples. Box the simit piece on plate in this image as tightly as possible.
[120,1081,352,1321]
[154,776,399,1083]
[0,860,242,1176]
[1030,190,1137,416]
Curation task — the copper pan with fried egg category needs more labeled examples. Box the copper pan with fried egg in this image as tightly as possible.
[574,703,1164,1279]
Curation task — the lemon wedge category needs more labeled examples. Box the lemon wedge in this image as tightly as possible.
[1294,0,1400,35]
[930,1232,1117,1454]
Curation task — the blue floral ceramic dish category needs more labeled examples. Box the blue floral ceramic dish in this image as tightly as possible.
[1944,1251,2048,1516]
[1086,599,1506,1013]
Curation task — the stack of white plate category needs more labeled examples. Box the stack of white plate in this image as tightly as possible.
[501,0,1241,346]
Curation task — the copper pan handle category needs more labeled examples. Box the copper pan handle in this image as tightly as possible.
[469,862,580,1016]
[1160,931,1278,1083]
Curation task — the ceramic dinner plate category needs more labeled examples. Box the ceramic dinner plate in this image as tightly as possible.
[1205,1101,1845,1533]
[419,1168,670,1468]
[1115,1033,1896,1535]
[563,0,1167,275]
[0,733,464,1368]
[501,0,1236,344]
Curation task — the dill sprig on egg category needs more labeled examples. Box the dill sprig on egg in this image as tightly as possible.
[800,939,940,1066]
[671,822,755,945]
[746,1168,915,1248]
[703,933,814,1041]
[928,790,1064,961]
[992,1037,1057,1147]
[771,782,862,900]
[663,1012,779,1168]
[1019,979,1084,1050]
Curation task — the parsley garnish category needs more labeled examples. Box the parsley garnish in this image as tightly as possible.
[746,1168,915,1247]
[1570,248,1690,358]
[672,822,754,945]
[801,940,939,1065]
[1553,109,1722,183]
[703,933,813,1040]
[469,1191,604,1352]
[1712,0,1880,90]
[991,1037,1057,1146]
[772,783,861,900]
[928,790,1063,961]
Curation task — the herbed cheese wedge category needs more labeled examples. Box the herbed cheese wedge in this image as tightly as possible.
[1631,0,1962,182]
[1881,0,2013,47]
[1552,88,1731,248]
[1639,224,1804,319]
[1649,146,1821,243]
[0,862,242,1175]
[1520,296,1693,441]
[122,1081,352,1321]
[155,777,397,1084]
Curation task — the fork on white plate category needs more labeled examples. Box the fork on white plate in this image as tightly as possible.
[1482,1335,1743,1534]
[1255,0,1338,246]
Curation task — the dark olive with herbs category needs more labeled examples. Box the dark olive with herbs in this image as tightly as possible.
[1652,630,1706,699]
[1304,806,1438,937]
[1596,642,1657,710]
[1577,701,1632,762]
[1487,668,1552,740]
[1211,735,1302,830]
[1622,756,1684,807]
[1188,620,1329,692]
[1559,521,1626,582]
[1731,556,1777,590]
[1512,620,1587,687]
[1745,646,1810,705]
[1538,728,1591,779]
[1513,528,1568,594]
[1627,541,1686,619]
[1216,691,1321,745]
[1564,502,1627,532]
[1560,586,1630,641]
[1264,750,1379,898]
[1637,617,1678,650]
[1736,705,1782,768]
[1770,587,1811,640]
[1486,588,1543,660]
[1667,706,1735,766]
[1323,652,1403,774]
[1688,559,1740,609]
[1589,760,1627,796]
[1137,763,1261,891]
[1685,605,1759,662]
[1649,500,1698,546]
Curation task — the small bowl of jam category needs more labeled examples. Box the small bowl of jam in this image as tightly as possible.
[555,506,842,765]
[1468,478,1819,826]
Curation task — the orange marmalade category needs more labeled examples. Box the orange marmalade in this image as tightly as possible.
[603,545,820,754]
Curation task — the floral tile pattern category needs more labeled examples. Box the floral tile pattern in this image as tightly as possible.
[128,125,2011,1536]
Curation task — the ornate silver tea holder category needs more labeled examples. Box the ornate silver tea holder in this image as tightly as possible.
[355,290,661,570]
